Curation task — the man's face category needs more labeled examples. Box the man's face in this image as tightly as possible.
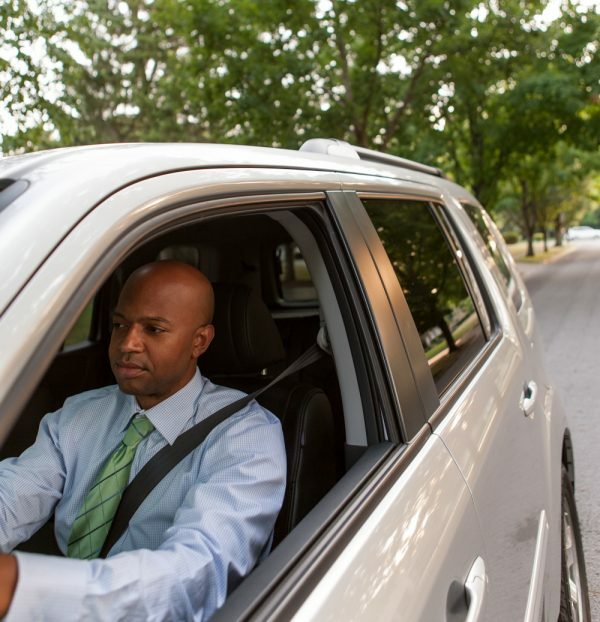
[109,267,214,410]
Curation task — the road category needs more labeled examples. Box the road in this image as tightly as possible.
[518,240,600,618]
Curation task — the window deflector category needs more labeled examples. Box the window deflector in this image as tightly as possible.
[332,191,437,428]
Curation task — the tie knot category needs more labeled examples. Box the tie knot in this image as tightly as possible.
[122,414,155,447]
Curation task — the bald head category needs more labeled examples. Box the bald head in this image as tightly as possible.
[123,261,215,326]
[109,261,216,409]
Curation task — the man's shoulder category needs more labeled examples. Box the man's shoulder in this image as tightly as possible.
[202,378,279,421]
[198,378,286,465]
[61,384,122,413]
[200,378,280,427]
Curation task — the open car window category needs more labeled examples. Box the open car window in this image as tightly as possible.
[1,197,400,604]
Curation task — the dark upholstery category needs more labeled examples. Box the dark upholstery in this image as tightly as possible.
[201,283,338,544]
[200,283,285,375]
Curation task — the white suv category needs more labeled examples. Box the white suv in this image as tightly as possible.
[0,139,590,621]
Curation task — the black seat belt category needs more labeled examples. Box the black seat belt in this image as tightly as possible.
[99,342,324,558]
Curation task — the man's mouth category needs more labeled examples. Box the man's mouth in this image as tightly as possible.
[114,362,147,380]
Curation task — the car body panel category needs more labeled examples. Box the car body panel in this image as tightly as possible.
[432,333,549,618]
[291,434,486,622]
[327,176,563,619]
[434,188,565,619]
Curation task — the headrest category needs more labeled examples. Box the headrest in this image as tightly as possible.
[200,283,285,375]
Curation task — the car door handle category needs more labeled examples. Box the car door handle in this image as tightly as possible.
[520,381,538,417]
[465,556,486,622]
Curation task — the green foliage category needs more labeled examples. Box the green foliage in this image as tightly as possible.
[581,208,600,228]
[0,0,598,249]
[503,231,521,244]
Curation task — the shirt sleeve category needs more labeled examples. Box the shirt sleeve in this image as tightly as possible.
[0,410,66,552]
[6,405,287,622]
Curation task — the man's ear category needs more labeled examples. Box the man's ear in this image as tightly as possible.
[192,323,215,358]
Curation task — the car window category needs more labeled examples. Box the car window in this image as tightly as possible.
[362,198,486,395]
[275,242,318,303]
[4,203,384,556]
[63,300,94,347]
[462,202,523,311]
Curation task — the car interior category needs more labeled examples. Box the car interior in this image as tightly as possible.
[1,206,387,564]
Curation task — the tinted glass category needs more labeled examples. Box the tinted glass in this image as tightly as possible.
[363,198,486,394]
[462,202,522,311]
[64,300,94,347]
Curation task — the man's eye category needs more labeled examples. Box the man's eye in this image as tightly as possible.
[112,322,126,330]
[146,326,166,334]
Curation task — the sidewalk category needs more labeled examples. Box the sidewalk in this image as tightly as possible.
[507,239,576,264]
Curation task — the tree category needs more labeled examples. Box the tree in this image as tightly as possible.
[1,0,598,247]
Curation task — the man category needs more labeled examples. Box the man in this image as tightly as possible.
[0,261,287,620]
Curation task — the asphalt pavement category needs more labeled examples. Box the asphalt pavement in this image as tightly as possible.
[517,240,600,618]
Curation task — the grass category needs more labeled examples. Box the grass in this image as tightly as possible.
[507,239,574,264]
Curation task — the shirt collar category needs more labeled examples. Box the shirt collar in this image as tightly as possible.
[120,369,205,445]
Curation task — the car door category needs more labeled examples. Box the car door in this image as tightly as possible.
[2,166,487,622]
[342,188,550,620]
[282,189,490,622]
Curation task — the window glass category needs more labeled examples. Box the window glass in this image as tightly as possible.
[462,203,522,311]
[362,198,486,394]
[64,301,94,347]
[275,242,317,302]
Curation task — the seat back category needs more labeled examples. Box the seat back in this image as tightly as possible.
[201,283,339,543]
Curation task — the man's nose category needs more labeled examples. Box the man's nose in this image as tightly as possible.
[120,324,144,352]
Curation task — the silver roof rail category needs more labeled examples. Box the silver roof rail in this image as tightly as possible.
[299,138,444,178]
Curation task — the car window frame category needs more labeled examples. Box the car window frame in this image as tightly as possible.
[326,190,432,440]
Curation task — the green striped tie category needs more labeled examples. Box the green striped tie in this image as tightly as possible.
[67,414,154,559]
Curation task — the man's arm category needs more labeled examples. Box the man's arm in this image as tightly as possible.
[6,405,286,622]
[0,411,66,553]
[0,555,17,617]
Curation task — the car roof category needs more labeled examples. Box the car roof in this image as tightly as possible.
[0,141,455,315]
[0,141,440,187]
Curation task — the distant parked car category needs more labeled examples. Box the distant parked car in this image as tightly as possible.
[566,225,600,240]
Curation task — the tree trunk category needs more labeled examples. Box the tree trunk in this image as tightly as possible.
[439,318,457,352]
[520,179,536,257]
[542,228,548,253]
[555,213,564,246]
[526,232,535,257]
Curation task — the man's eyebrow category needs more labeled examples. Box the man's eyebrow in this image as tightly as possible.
[112,310,172,325]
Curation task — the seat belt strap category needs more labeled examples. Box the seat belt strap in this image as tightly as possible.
[99,342,323,558]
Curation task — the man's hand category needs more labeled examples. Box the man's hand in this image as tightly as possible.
[0,554,17,617]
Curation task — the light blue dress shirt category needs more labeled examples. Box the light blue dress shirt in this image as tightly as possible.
[0,369,287,621]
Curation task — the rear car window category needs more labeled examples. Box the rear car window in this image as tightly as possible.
[462,202,523,311]
[362,198,486,395]
[275,242,317,303]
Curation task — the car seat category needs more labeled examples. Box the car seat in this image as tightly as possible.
[200,282,339,544]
